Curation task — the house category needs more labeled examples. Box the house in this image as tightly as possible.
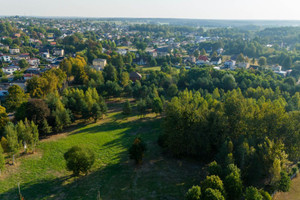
[92,58,107,71]
[156,46,172,57]
[237,62,250,69]
[0,44,9,51]
[18,53,30,60]
[24,73,38,80]
[9,48,20,54]
[136,58,147,66]
[217,48,224,55]
[28,58,40,66]
[1,55,11,62]
[42,52,50,59]
[210,57,222,65]
[130,72,142,82]
[224,60,236,70]
[24,67,41,75]
[53,49,65,57]
[146,49,158,58]
[197,55,209,65]
[14,33,21,38]
[3,66,20,75]
[117,48,127,56]
[272,65,282,72]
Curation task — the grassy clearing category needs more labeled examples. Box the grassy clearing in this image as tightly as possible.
[138,66,161,71]
[0,102,204,200]
[274,175,300,200]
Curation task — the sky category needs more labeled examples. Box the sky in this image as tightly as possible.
[1,0,300,20]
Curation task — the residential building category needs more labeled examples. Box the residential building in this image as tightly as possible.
[53,49,65,57]
[224,60,236,70]
[9,48,20,54]
[92,58,107,70]
[237,62,250,69]
[129,72,142,82]
[210,57,222,65]
[3,66,20,75]
[1,55,11,62]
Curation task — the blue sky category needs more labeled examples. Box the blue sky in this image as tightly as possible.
[1,0,300,20]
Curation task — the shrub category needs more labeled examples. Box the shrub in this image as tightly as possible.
[64,146,95,176]
[129,137,147,164]
[185,185,201,200]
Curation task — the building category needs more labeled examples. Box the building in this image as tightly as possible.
[53,49,65,57]
[9,48,20,54]
[28,58,40,66]
[197,55,209,65]
[272,65,282,72]
[237,62,250,69]
[210,57,222,65]
[146,49,158,58]
[3,66,20,75]
[224,60,236,70]
[1,55,11,62]
[92,58,107,70]
[130,72,142,82]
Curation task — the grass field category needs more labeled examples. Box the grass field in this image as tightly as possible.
[138,66,161,71]
[0,101,204,200]
[274,175,300,200]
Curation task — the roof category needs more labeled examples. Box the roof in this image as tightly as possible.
[129,72,142,79]
[93,58,106,62]
[210,57,221,62]
[198,55,209,61]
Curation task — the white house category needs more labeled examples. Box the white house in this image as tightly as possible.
[224,60,236,70]
[28,58,40,66]
[1,55,11,62]
[9,48,20,54]
[92,58,107,71]
[53,49,64,57]
[210,57,222,65]
[117,48,127,56]
[3,66,20,75]
[237,62,250,69]
[272,65,282,72]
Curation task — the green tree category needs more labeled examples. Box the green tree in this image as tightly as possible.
[222,74,237,91]
[120,72,130,86]
[18,59,29,68]
[185,185,201,200]
[245,187,263,200]
[278,171,291,192]
[201,48,207,56]
[167,84,178,97]
[0,145,5,175]
[129,137,147,165]
[4,123,18,165]
[152,97,163,115]
[203,188,225,200]
[201,175,225,196]
[122,100,132,115]
[64,146,95,176]
[236,53,245,63]
[0,106,9,131]
[91,103,102,122]
[224,171,243,200]
[40,119,52,135]
[137,99,147,117]
[207,161,222,177]
[5,85,29,112]
[258,57,267,66]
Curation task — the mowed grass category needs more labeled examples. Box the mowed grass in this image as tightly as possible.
[274,175,300,200]
[138,66,161,71]
[0,102,204,200]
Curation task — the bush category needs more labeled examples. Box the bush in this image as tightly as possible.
[203,188,225,200]
[278,171,291,192]
[185,185,201,200]
[64,146,95,176]
[129,137,147,164]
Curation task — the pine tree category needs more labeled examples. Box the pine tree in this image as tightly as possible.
[122,100,132,115]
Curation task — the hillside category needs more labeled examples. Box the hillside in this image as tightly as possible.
[0,100,204,200]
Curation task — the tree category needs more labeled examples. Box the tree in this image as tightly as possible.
[129,137,147,164]
[224,171,243,200]
[207,161,222,177]
[64,146,95,176]
[201,48,207,56]
[0,145,5,175]
[40,119,52,136]
[236,53,245,63]
[152,97,163,115]
[122,100,132,115]
[167,84,178,97]
[244,187,263,200]
[4,123,18,165]
[212,51,218,58]
[137,99,147,117]
[18,59,29,68]
[0,106,9,132]
[91,103,102,122]
[120,72,129,86]
[194,50,200,58]
[278,171,291,192]
[201,175,225,196]
[203,188,225,200]
[5,85,29,112]
[222,74,237,91]
[258,57,267,66]
[185,185,201,200]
